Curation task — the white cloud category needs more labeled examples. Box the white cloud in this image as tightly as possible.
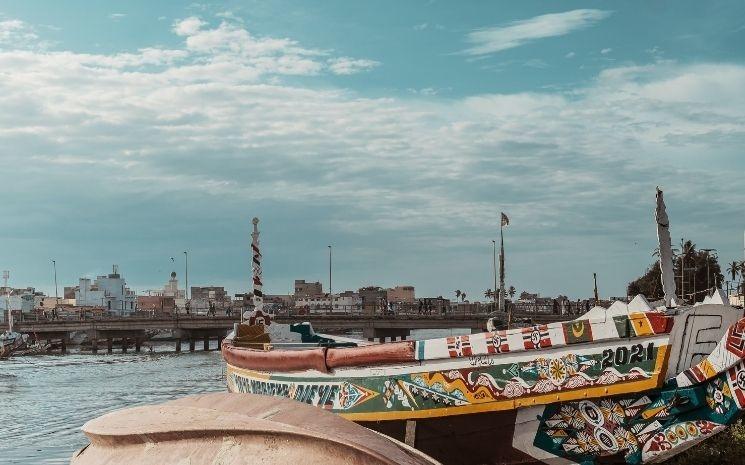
[109,13,127,20]
[462,9,611,56]
[328,57,380,75]
[565,51,576,58]
[173,16,206,36]
[600,47,612,54]
[1,15,744,298]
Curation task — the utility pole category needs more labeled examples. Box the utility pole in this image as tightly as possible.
[328,245,332,297]
[492,240,497,312]
[702,249,716,293]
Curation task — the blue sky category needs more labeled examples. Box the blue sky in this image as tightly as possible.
[1,1,744,300]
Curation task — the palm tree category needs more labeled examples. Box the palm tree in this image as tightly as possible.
[455,290,461,302]
[728,261,740,281]
[461,292,466,302]
[508,286,516,299]
[484,289,493,299]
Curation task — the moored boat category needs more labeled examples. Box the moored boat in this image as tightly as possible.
[222,191,745,464]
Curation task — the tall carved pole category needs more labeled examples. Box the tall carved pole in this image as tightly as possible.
[251,217,263,316]
[655,188,677,307]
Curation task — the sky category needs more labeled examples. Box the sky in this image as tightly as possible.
[1,1,744,300]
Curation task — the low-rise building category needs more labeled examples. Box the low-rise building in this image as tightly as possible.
[75,265,137,315]
[294,280,323,298]
[358,286,387,315]
[137,295,176,313]
[387,285,415,304]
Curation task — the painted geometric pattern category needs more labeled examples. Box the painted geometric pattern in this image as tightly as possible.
[229,340,666,419]
[415,312,673,361]
[673,316,745,388]
[534,361,745,464]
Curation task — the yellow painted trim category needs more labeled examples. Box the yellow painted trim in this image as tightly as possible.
[226,345,671,422]
[226,365,272,380]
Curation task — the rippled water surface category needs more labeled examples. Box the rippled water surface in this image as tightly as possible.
[1,343,225,464]
[1,329,466,464]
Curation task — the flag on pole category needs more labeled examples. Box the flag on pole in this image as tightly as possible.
[501,212,509,227]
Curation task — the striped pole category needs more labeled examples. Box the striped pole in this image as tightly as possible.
[251,217,263,315]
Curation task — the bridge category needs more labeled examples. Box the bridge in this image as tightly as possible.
[14,311,575,353]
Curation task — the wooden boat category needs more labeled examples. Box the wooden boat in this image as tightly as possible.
[222,192,745,464]
[71,392,441,465]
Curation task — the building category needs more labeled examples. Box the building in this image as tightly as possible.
[358,286,387,315]
[387,285,415,304]
[163,272,186,299]
[137,295,176,313]
[294,280,323,298]
[0,287,41,320]
[74,265,137,315]
[190,286,231,313]
[39,297,76,310]
[294,291,362,314]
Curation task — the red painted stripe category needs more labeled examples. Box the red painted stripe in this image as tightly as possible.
[222,342,329,373]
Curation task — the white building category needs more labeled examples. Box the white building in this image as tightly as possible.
[75,265,137,315]
[0,288,38,314]
[295,291,362,314]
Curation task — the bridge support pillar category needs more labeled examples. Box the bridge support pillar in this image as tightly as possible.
[122,338,128,354]
[203,336,209,351]
[189,338,195,352]
[107,338,113,354]
[91,339,98,354]
[60,338,67,354]
[175,339,181,353]
[135,338,142,353]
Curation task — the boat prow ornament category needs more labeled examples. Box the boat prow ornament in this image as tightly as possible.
[248,309,271,327]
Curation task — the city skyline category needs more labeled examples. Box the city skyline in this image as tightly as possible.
[1,1,744,300]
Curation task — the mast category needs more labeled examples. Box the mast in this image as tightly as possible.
[499,212,509,325]
[655,188,677,307]
[251,217,263,317]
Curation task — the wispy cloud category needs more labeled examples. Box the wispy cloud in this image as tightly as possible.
[461,9,612,56]
[108,13,127,20]
[328,57,380,75]
[600,47,612,54]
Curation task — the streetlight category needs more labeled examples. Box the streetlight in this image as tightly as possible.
[328,244,332,296]
[51,259,59,306]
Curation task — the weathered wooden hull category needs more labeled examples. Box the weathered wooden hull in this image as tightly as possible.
[223,303,745,464]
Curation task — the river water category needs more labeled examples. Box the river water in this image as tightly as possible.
[2,329,466,464]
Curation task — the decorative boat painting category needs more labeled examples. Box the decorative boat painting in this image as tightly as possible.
[222,191,745,464]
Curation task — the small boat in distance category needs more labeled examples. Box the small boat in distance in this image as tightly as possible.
[222,190,745,465]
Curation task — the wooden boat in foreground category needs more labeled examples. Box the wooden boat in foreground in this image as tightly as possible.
[223,191,745,464]
[71,392,440,465]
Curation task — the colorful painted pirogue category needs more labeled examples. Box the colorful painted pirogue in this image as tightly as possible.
[222,193,745,465]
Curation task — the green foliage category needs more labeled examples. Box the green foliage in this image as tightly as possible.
[627,240,724,303]
[666,420,745,465]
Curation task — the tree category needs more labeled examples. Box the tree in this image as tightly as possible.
[455,290,461,302]
[508,286,516,299]
[484,289,493,299]
[461,292,466,302]
[628,240,723,303]
[728,261,740,281]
